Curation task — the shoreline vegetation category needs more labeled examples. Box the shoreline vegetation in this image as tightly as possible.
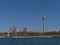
[0,26,60,38]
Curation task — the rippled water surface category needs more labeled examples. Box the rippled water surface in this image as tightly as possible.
[0,38,60,45]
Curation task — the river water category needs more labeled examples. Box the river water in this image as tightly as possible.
[0,37,60,45]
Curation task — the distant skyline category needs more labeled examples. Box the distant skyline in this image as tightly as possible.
[0,0,60,32]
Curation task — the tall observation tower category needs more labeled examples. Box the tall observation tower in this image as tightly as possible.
[42,16,45,33]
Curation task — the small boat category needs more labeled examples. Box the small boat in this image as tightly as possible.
[5,32,10,38]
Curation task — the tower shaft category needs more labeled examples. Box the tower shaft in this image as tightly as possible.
[42,16,45,33]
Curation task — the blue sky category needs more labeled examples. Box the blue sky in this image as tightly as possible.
[0,0,60,32]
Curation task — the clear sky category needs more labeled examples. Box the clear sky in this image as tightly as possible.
[0,0,60,32]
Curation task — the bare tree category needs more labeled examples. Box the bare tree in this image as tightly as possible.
[9,26,17,37]
[23,27,27,32]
